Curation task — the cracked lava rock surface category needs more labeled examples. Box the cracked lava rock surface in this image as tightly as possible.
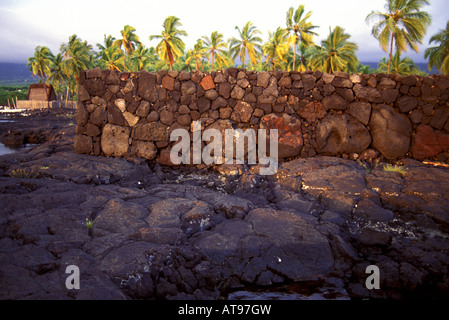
[0,109,448,300]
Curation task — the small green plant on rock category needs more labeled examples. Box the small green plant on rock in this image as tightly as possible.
[9,168,40,179]
[357,159,380,174]
[84,216,100,229]
[383,164,407,176]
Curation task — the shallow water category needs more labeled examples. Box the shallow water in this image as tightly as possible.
[0,142,18,156]
[0,142,34,156]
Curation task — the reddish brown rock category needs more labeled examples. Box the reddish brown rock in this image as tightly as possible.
[160,110,175,126]
[412,125,442,160]
[161,75,175,91]
[316,114,371,155]
[412,125,449,160]
[77,103,89,127]
[296,102,326,123]
[370,104,412,159]
[74,135,93,154]
[260,114,303,159]
[332,77,353,88]
[157,149,178,166]
[77,85,90,102]
[218,82,232,99]
[89,106,108,127]
[322,93,347,110]
[138,71,158,102]
[130,140,158,160]
[101,124,130,157]
[200,75,216,91]
[133,122,169,142]
[177,114,192,126]
[234,101,253,123]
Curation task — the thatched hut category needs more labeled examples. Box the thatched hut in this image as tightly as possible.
[27,84,56,101]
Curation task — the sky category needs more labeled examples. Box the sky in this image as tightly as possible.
[0,0,448,64]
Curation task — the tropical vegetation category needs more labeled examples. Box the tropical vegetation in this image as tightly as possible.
[366,0,432,74]
[21,1,447,103]
[425,21,449,75]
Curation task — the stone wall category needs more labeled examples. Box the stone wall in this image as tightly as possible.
[75,67,449,165]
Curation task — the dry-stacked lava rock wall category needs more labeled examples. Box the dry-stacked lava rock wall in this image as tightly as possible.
[75,67,449,164]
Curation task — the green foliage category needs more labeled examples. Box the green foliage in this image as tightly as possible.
[229,21,263,69]
[357,159,380,174]
[20,3,438,86]
[27,46,54,83]
[185,39,208,71]
[202,31,231,71]
[0,86,28,105]
[262,27,290,70]
[150,16,188,71]
[356,63,376,74]
[425,21,449,75]
[310,26,359,73]
[9,168,41,179]
[366,0,432,74]
[84,216,100,229]
[377,51,421,75]
[383,163,408,176]
[285,4,319,71]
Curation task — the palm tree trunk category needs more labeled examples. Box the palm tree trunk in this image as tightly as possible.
[211,52,215,71]
[195,58,200,71]
[388,35,394,74]
[124,51,127,72]
[292,39,297,71]
[65,85,70,108]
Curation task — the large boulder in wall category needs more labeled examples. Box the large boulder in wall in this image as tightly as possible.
[316,114,371,155]
[369,104,412,159]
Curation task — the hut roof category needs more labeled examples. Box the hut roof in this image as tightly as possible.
[27,84,56,101]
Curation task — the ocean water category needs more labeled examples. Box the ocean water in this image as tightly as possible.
[361,61,439,74]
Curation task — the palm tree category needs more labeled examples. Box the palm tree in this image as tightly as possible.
[149,16,188,71]
[27,46,54,84]
[99,46,125,71]
[286,4,319,71]
[425,21,449,75]
[202,31,230,71]
[310,26,359,74]
[229,21,263,69]
[286,44,313,71]
[366,0,432,74]
[262,27,290,70]
[96,34,116,53]
[128,44,155,71]
[47,53,67,102]
[60,34,93,80]
[185,39,207,71]
[113,25,141,71]
[60,34,93,101]
[356,63,377,74]
[378,51,420,75]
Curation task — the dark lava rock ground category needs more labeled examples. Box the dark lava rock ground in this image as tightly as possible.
[0,109,448,300]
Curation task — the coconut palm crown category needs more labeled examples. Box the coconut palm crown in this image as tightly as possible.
[425,21,449,75]
[286,4,319,71]
[150,16,188,71]
[229,21,263,69]
[366,0,432,74]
